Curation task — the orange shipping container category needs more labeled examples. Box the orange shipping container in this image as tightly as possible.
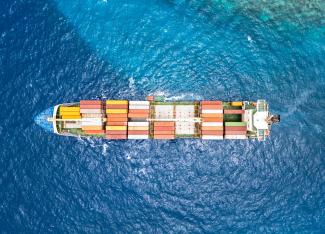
[128,113,149,118]
[224,131,247,135]
[201,113,223,118]
[154,126,175,131]
[81,126,103,131]
[224,126,247,131]
[201,130,224,136]
[153,130,174,135]
[106,117,128,122]
[201,126,224,131]
[154,122,175,127]
[105,130,128,135]
[80,104,102,109]
[127,130,149,135]
[201,105,223,110]
[201,117,223,122]
[106,121,128,126]
[128,109,150,114]
[154,135,175,139]
[201,101,222,105]
[106,104,128,109]
[80,100,102,105]
[106,134,127,139]
[224,109,245,114]
[106,113,128,118]
[84,130,105,134]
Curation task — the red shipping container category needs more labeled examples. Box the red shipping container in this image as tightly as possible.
[153,130,174,135]
[201,113,223,118]
[146,96,154,101]
[106,130,128,135]
[154,126,175,131]
[106,117,128,122]
[224,126,247,131]
[201,130,224,135]
[225,131,247,135]
[128,109,150,114]
[106,104,128,109]
[224,109,245,114]
[201,101,222,105]
[80,100,102,105]
[201,117,223,122]
[154,135,175,139]
[127,130,149,135]
[80,104,102,109]
[106,121,128,126]
[201,105,223,110]
[84,130,105,134]
[106,134,127,139]
[154,122,175,127]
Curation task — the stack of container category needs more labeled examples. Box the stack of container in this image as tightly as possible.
[60,106,81,120]
[200,101,224,140]
[128,101,150,120]
[224,122,247,139]
[127,122,149,139]
[105,100,128,139]
[80,100,105,135]
[153,122,175,139]
[223,109,245,114]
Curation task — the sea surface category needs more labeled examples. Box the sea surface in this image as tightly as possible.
[1,0,325,233]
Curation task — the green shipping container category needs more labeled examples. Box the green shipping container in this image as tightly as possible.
[225,122,247,127]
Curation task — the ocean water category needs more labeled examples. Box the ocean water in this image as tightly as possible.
[1,0,324,232]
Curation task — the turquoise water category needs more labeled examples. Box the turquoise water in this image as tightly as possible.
[1,0,324,232]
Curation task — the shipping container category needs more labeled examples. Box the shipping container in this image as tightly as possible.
[146,96,154,101]
[127,126,149,131]
[106,100,128,105]
[105,130,128,135]
[200,101,222,105]
[129,105,150,110]
[106,126,127,131]
[225,122,247,127]
[224,126,247,131]
[84,130,105,134]
[80,109,103,114]
[224,135,247,139]
[106,134,127,139]
[80,100,102,105]
[60,112,81,116]
[128,135,149,139]
[231,101,243,106]
[224,109,245,114]
[128,109,150,114]
[106,121,128,126]
[201,126,224,131]
[127,130,149,135]
[201,130,223,135]
[81,126,103,131]
[201,122,223,127]
[128,113,149,118]
[61,115,81,119]
[106,117,128,122]
[154,122,175,127]
[201,117,223,122]
[106,113,128,118]
[60,106,80,112]
[153,135,175,139]
[128,122,149,127]
[201,135,223,140]
[106,109,128,114]
[81,113,104,118]
[129,101,150,105]
[153,130,174,135]
[201,109,223,114]
[106,104,128,109]
[224,131,247,135]
[80,104,103,109]
[200,113,223,118]
[201,105,223,110]
[154,126,175,131]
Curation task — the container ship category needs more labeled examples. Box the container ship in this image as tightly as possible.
[36,96,280,141]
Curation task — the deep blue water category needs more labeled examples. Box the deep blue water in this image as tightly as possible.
[1,0,325,232]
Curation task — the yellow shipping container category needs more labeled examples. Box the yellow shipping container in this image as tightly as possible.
[61,111,80,116]
[231,101,243,107]
[61,115,81,119]
[106,100,128,105]
[60,106,80,112]
[106,109,128,114]
[106,126,127,131]
[127,126,149,130]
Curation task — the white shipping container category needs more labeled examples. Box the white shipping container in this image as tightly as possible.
[128,122,149,126]
[129,105,150,110]
[201,122,223,127]
[127,135,149,139]
[81,120,103,126]
[224,135,247,139]
[64,123,81,129]
[201,109,223,114]
[81,113,104,118]
[201,135,224,140]
[80,109,103,114]
[129,101,150,105]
